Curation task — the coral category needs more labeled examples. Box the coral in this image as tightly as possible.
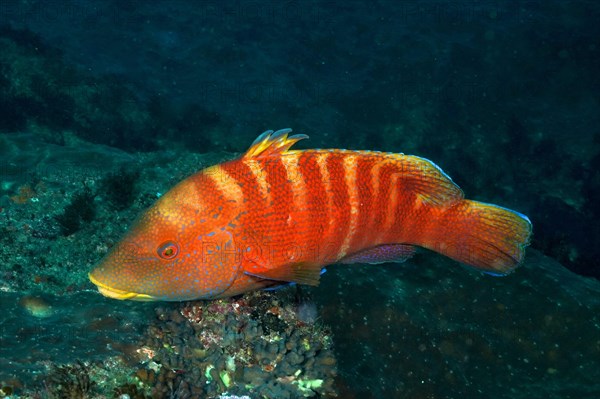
[54,186,96,236]
[45,361,96,399]
[113,383,149,399]
[99,168,140,211]
[138,290,337,398]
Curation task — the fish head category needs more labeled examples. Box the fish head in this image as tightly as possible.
[89,180,241,301]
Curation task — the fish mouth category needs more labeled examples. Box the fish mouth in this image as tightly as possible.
[88,273,155,301]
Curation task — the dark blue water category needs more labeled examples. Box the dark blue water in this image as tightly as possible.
[1,1,599,398]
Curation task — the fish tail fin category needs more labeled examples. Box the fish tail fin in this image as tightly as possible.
[427,200,532,275]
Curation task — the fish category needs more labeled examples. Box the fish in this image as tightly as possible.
[89,129,532,301]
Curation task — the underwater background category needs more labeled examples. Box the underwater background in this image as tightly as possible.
[1,1,599,398]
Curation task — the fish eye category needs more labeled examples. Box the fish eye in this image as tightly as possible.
[157,241,179,260]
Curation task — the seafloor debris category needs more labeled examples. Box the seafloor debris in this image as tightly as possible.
[19,295,54,318]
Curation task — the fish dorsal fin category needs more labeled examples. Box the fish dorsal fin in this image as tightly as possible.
[244,129,309,159]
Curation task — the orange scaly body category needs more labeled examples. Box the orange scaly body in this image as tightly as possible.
[89,129,532,301]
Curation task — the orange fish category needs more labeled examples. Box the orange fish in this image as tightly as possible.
[89,129,532,301]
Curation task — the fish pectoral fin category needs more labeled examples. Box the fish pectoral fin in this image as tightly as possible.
[244,129,309,158]
[339,244,416,265]
[244,261,322,286]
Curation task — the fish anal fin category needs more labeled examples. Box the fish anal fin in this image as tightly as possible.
[340,244,416,265]
[244,129,308,159]
[244,261,322,286]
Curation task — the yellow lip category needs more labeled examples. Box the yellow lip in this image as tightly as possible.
[88,272,155,301]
